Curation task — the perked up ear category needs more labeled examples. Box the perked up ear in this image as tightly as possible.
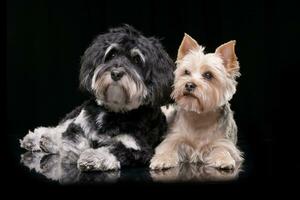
[177,33,199,61]
[215,40,240,75]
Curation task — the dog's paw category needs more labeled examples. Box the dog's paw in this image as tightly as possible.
[77,148,120,171]
[39,134,59,154]
[204,150,236,170]
[20,130,42,151]
[150,154,179,170]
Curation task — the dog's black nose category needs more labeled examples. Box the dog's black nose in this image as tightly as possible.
[111,70,124,81]
[185,82,196,92]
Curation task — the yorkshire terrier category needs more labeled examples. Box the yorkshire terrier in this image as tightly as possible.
[150,34,243,170]
[20,25,175,171]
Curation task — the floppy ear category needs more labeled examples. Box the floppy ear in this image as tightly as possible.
[147,38,175,106]
[215,40,240,76]
[177,33,199,60]
[79,34,107,93]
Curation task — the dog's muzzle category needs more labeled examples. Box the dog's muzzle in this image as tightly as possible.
[92,64,147,112]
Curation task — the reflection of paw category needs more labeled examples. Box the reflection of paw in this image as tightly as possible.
[40,154,60,172]
[79,171,121,183]
[77,148,120,172]
[205,150,236,170]
[39,154,62,181]
[150,167,180,182]
[20,152,45,172]
[150,153,179,170]
[20,130,42,151]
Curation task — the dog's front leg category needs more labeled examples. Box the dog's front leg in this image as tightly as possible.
[202,139,243,170]
[20,119,74,153]
[77,134,152,171]
[77,145,152,172]
[150,134,192,170]
[77,146,121,171]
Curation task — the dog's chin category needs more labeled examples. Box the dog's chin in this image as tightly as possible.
[97,84,143,113]
[176,94,204,113]
[101,85,128,112]
[105,84,128,105]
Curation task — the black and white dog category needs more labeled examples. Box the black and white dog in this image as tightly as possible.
[20,25,175,171]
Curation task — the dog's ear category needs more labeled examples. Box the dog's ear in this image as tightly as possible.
[79,47,95,93]
[79,35,106,93]
[215,41,240,77]
[177,33,199,61]
[147,38,175,106]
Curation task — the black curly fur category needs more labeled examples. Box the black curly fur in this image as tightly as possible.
[21,25,175,170]
[80,24,174,106]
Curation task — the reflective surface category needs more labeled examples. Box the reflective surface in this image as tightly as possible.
[20,151,242,184]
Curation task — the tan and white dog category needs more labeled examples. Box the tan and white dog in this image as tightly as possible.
[150,34,243,170]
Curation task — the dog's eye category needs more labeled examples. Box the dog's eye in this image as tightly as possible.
[104,50,117,62]
[133,55,142,65]
[202,71,213,80]
[184,69,190,75]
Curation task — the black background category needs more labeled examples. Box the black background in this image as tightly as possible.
[5,0,286,196]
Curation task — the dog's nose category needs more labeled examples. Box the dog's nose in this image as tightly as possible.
[185,82,196,92]
[111,70,124,81]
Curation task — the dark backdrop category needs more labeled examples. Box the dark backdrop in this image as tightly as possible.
[5,0,282,195]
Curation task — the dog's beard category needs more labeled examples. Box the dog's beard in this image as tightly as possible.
[92,70,148,112]
[171,78,236,113]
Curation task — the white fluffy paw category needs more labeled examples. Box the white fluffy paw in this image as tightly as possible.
[150,153,179,170]
[20,130,42,151]
[77,148,120,172]
[39,134,59,154]
[205,150,236,170]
